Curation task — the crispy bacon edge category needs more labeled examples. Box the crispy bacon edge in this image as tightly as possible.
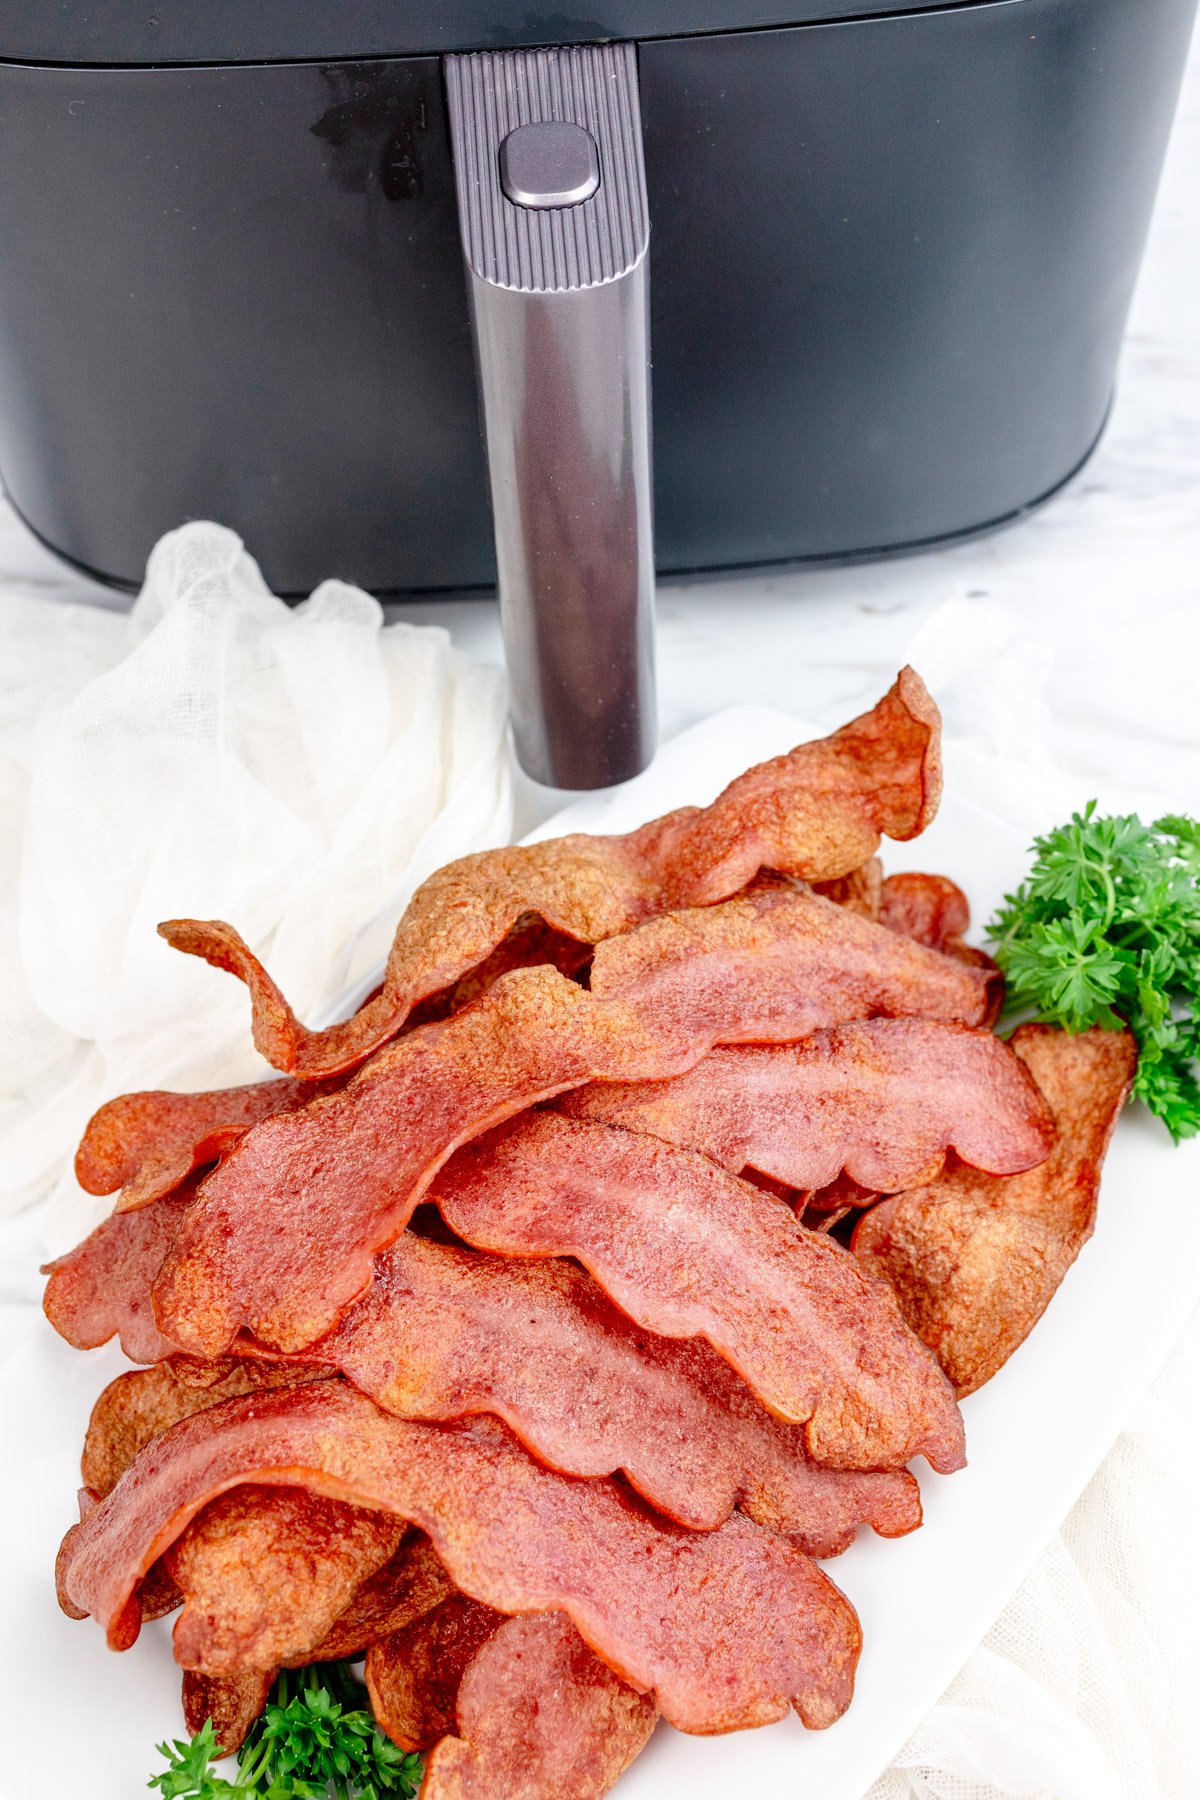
[156,669,942,1078]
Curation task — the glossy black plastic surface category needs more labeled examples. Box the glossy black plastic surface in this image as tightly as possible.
[642,0,1198,569]
[1,0,990,67]
[0,0,1194,593]
[0,58,497,592]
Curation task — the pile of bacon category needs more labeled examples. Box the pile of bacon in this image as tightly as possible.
[46,669,1136,1800]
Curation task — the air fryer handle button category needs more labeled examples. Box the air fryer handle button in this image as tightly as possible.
[499,121,600,209]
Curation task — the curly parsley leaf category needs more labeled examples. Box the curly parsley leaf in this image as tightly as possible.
[149,1663,423,1800]
[987,802,1200,1141]
[149,1720,241,1800]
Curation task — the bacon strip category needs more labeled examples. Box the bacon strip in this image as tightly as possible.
[366,1594,506,1751]
[58,1383,861,1734]
[75,1076,342,1211]
[300,1530,454,1665]
[78,861,983,1222]
[271,1232,921,1550]
[151,889,991,1357]
[559,1019,1054,1194]
[128,879,992,1232]
[879,871,1002,1017]
[879,872,971,951]
[166,1522,456,1679]
[165,1483,408,1673]
[404,911,596,1027]
[854,1026,1137,1396]
[432,1114,965,1473]
[812,858,883,919]
[139,1556,183,1622]
[583,884,995,1042]
[82,1361,333,1499]
[41,1187,195,1363]
[420,1611,659,1800]
[182,1669,274,1756]
[158,669,942,1078]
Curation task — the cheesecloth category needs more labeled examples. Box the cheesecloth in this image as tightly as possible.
[0,519,511,1253]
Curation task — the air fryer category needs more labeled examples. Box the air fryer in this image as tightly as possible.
[0,0,1194,782]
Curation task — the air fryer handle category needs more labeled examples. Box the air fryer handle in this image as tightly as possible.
[445,44,656,791]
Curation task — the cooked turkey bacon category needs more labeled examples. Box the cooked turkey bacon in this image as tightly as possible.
[419,1611,659,1800]
[41,1185,194,1363]
[433,1113,965,1473]
[75,862,988,1227]
[158,668,942,1079]
[878,872,971,951]
[57,1382,861,1735]
[82,1360,333,1499]
[585,886,996,1042]
[300,1530,455,1665]
[149,890,991,1359]
[176,1534,455,1748]
[854,1025,1136,1396]
[49,673,1078,1780]
[128,883,993,1232]
[75,1075,343,1212]
[165,1483,407,1675]
[181,1669,274,1757]
[366,1594,506,1752]
[264,1231,921,1549]
[559,1018,1053,1194]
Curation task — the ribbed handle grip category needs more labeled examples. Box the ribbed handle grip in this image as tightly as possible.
[445,44,656,790]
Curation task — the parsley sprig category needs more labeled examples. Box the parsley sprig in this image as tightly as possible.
[149,1662,422,1800]
[987,803,1200,1140]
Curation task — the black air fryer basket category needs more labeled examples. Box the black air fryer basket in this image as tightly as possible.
[0,0,1194,781]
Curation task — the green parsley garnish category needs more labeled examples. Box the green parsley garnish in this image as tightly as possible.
[987,803,1200,1141]
[149,1661,423,1800]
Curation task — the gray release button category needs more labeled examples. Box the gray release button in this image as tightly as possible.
[498,121,601,210]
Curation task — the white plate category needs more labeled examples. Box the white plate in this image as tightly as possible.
[4,703,1200,1800]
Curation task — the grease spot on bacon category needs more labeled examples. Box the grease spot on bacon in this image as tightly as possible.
[432,1114,965,1473]
[57,1383,862,1735]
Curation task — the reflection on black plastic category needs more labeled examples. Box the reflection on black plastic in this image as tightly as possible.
[311,65,426,202]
